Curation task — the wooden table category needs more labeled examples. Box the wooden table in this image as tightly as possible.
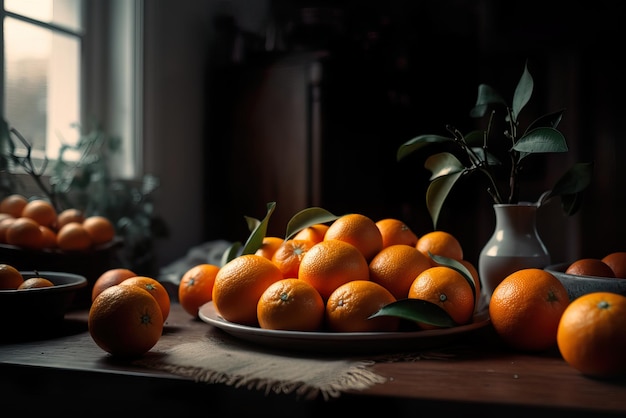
[1,303,625,417]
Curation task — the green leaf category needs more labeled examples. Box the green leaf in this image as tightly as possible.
[469,84,507,118]
[424,152,465,180]
[245,216,261,232]
[512,127,568,158]
[463,130,486,146]
[285,207,340,240]
[425,170,465,229]
[525,109,565,132]
[221,241,242,266]
[369,298,458,327]
[512,61,533,122]
[397,135,454,161]
[240,201,276,256]
[470,147,501,166]
[543,162,593,201]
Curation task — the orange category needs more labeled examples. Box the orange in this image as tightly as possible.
[368,244,432,299]
[0,263,24,289]
[178,263,220,317]
[601,252,626,278]
[325,280,399,332]
[18,277,54,289]
[39,225,57,248]
[5,216,44,249]
[56,208,85,230]
[92,268,138,302]
[557,292,626,377]
[271,239,315,279]
[292,223,329,244]
[212,254,283,326]
[489,268,569,352]
[0,216,16,243]
[298,239,370,300]
[0,194,28,218]
[416,230,464,265]
[56,221,93,251]
[255,236,284,259]
[565,258,615,278]
[375,218,418,248]
[324,213,383,261]
[88,284,163,358]
[408,266,475,329]
[119,276,171,322]
[83,215,116,245]
[257,278,325,331]
[21,199,57,228]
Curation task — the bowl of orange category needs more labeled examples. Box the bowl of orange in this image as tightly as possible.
[544,258,626,301]
[0,270,88,340]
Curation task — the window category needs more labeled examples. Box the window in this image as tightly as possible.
[1,0,142,179]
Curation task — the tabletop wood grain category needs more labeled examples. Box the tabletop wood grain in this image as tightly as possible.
[1,303,625,417]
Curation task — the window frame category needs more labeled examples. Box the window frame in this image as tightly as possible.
[0,0,143,181]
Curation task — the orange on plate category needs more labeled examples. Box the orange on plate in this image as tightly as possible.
[408,266,475,329]
[368,244,432,300]
[254,236,284,260]
[88,285,163,358]
[325,280,399,332]
[299,239,370,300]
[120,276,171,322]
[212,254,283,326]
[257,278,325,331]
[271,239,315,279]
[324,213,383,261]
[178,263,220,317]
[375,218,418,248]
[292,223,329,244]
[489,268,569,352]
[557,292,626,377]
[416,230,463,264]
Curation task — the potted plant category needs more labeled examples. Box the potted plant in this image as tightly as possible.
[396,61,593,301]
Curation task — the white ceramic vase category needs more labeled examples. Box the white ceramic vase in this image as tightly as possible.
[478,203,551,305]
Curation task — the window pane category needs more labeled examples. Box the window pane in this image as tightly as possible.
[5,16,81,160]
[5,0,82,32]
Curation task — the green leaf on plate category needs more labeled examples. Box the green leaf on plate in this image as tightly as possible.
[240,202,276,257]
[369,298,458,328]
[221,241,242,266]
[284,207,340,240]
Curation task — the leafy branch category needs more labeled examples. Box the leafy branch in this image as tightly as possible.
[397,61,593,228]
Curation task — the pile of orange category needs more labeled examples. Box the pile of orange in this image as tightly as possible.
[88,268,171,358]
[564,252,626,278]
[0,263,56,290]
[201,212,481,334]
[0,194,117,251]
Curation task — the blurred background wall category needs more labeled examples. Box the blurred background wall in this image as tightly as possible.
[145,0,626,269]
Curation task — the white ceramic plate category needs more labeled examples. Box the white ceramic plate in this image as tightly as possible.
[198,301,490,354]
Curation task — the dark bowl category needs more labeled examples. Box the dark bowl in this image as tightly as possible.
[0,271,87,340]
[0,237,122,308]
[544,262,626,301]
